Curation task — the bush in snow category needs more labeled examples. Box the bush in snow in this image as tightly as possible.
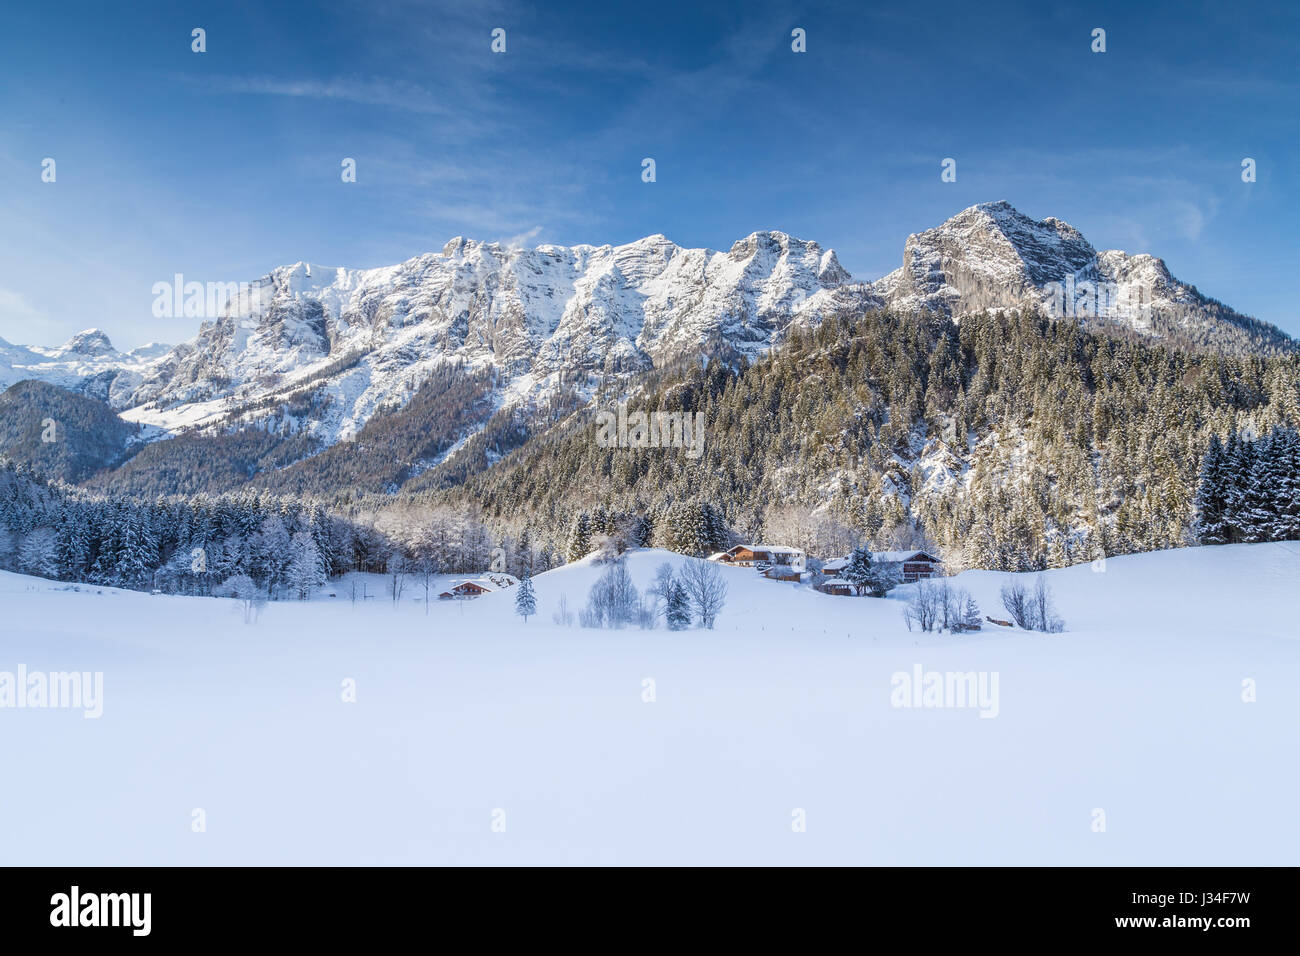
[941,583,981,633]
[1000,575,1064,632]
[956,591,982,632]
[904,580,981,633]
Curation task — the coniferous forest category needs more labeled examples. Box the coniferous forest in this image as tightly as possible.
[433,307,1300,571]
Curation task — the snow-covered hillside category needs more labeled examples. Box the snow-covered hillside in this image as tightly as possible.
[2,543,1295,865]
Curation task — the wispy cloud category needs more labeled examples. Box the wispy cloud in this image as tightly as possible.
[501,225,545,249]
[197,73,487,120]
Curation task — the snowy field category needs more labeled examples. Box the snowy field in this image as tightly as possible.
[1,543,1297,866]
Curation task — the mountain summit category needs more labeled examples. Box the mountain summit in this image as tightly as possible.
[873,202,1290,353]
[2,202,1293,453]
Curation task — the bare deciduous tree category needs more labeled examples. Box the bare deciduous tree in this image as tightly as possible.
[582,560,640,628]
[680,557,728,629]
[1001,575,1064,632]
[902,580,941,632]
[219,573,266,624]
[388,552,407,604]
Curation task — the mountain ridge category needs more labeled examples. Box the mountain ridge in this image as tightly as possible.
[2,203,1293,476]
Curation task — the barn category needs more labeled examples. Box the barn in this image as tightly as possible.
[816,577,853,596]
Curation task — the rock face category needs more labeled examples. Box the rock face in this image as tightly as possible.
[872,201,1292,354]
[113,231,855,443]
[2,203,1293,454]
[875,201,1098,315]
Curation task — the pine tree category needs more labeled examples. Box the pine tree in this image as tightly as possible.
[19,526,59,578]
[665,578,691,630]
[566,512,592,562]
[1274,428,1300,540]
[56,505,88,580]
[1222,432,1252,543]
[287,531,326,600]
[254,514,291,596]
[1239,433,1274,543]
[842,545,873,595]
[630,514,654,548]
[1192,433,1229,544]
[112,510,154,589]
[514,526,534,578]
[514,570,537,622]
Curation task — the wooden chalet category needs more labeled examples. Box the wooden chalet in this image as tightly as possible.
[438,579,494,600]
[709,544,807,572]
[816,550,945,592]
[874,550,943,582]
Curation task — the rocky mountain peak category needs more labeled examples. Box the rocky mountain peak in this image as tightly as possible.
[58,328,117,356]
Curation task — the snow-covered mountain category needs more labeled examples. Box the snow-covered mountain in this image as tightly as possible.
[0,330,170,405]
[874,201,1291,351]
[116,231,855,443]
[3,203,1293,456]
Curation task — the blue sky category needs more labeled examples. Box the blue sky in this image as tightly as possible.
[1,0,1296,348]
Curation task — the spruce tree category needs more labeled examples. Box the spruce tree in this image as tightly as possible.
[514,570,537,622]
[842,546,873,595]
[287,531,326,600]
[567,512,592,562]
[1192,433,1229,544]
[665,578,691,630]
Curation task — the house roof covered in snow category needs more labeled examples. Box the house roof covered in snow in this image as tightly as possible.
[872,550,941,563]
[822,550,941,568]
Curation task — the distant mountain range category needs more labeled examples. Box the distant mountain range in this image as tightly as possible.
[1,201,1295,492]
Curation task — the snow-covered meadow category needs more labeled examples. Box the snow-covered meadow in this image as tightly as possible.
[1,544,1297,865]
